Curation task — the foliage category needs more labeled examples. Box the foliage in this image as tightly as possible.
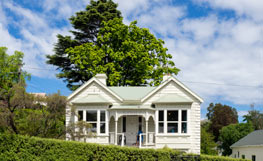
[0,47,30,134]
[0,90,67,139]
[201,126,217,155]
[66,105,95,141]
[200,155,249,161]
[46,0,122,90]
[0,133,249,161]
[207,103,238,141]
[243,109,263,130]
[219,123,254,156]
[66,18,179,88]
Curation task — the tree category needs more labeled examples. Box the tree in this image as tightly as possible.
[66,18,179,88]
[46,0,122,90]
[207,103,238,141]
[201,121,217,155]
[219,123,254,156]
[0,47,30,134]
[243,110,263,130]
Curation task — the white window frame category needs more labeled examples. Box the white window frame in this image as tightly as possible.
[158,110,164,133]
[167,110,179,133]
[86,110,98,134]
[100,110,106,134]
[157,109,189,135]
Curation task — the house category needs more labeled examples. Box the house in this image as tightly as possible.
[231,130,263,161]
[66,74,203,154]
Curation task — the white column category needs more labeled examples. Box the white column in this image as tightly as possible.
[146,119,148,146]
[115,120,118,145]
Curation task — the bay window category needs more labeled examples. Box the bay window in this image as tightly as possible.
[158,109,188,134]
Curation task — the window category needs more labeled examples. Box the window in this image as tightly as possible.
[86,110,97,133]
[100,111,106,133]
[158,110,188,134]
[238,151,239,158]
[252,155,256,161]
[78,111,83,121]
[242,155,245,159]
[167,110,178,133]
[122,117,126,132]
[181,110,187,133]
[158,111,164,133]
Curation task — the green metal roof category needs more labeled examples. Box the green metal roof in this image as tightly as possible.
[231,130,263,147]
[153,94,193,103]
[72,94,111,104]
[108,87,156,101]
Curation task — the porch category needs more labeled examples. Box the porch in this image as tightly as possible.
[108,109,156,148]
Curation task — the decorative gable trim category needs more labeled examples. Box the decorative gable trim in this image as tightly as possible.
[141,76,204,103]
[67,77,123,102]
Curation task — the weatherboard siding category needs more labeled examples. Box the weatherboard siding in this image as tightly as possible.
[232,146,263,160]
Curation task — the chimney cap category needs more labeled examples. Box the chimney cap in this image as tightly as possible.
[95,73,107,79]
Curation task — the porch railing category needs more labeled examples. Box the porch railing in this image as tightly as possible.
[139,132,155,148]
[109,132,125,146]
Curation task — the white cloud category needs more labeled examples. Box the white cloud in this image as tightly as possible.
[194,0,263,21]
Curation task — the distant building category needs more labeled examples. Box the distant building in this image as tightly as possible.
[231,130,263,161]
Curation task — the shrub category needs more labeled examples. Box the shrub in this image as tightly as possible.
[0,134,249,161]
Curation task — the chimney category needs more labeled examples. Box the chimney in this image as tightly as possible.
[95,73,107,85]
[163,73,171,82]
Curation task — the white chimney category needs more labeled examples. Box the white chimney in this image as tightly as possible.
[163,73,171,82]
[95,73,107,85]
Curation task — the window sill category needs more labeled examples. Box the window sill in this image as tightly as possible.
[156,133,190,137]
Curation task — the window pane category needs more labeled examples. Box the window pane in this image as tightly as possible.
[167,111,178,121]
[181,123,187,133]
[86,110,97,121]
[168,123,178,133]
[159,111,164,121]
[78,111,83,121]
[158,123,164,133]
[122,117,126,132]
[100,111,105,121]
[252,155,256,161]
[90,123,97,133]
[182,110,187,121]
[100,123,105,133]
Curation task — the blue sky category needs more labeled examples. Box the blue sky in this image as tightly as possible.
[1,0,263,121]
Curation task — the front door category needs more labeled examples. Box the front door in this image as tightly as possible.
[123,116,144,145]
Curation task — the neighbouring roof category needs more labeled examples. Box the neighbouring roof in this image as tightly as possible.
[231,130,263,148]
[72,94,111,104]
[153,94,193,104]
[109,87,156,101]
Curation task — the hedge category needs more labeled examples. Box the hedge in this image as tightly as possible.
[0,134,249,161]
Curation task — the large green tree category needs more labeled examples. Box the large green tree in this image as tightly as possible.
[201,120,217,155]
[243,110,263,130]
[207,103,238,141]
[219,123,254,156]
[46,0,122,90]
[0,47,30,134]
[66,18,179,88]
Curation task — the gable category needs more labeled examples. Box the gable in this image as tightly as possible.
[68,78,123,104]
[142,77,203,103]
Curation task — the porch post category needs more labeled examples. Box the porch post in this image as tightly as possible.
[146,119,148,147]
[115,120,118,145]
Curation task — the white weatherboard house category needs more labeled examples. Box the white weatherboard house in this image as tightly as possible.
[231,130,263,161]
[66,74,203,154]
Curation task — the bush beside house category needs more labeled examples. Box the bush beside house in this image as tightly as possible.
[0,134,249,161]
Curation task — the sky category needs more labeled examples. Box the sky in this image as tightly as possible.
[0,0,263,121]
